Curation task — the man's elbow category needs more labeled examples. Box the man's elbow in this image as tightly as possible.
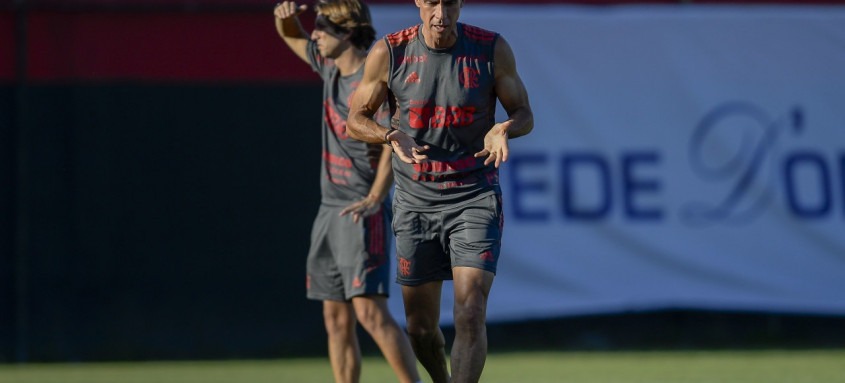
[346,115,365,140]
[347,128,364,141]
[511,110,534,138]
[525,115,535,135]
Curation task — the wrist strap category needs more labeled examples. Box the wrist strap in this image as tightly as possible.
[384,128,398,143]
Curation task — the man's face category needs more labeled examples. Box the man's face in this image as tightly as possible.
[311,14,350,58]
[415,0,462,45]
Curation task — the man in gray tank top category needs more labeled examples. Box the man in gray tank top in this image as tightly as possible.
[346,1,534,382]
[273,2,421,382]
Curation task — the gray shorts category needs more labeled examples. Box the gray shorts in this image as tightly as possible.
[306,203,391,301]
[393,193,503,286]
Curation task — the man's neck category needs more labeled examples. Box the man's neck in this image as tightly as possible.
[422,25,458,50]
[333,48,366,76]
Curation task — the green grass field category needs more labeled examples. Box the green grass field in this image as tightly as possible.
[2,350,843,383]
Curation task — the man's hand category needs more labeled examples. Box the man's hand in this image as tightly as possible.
[340,195,381,223]
[474,121,511,168]
[274,1,307,21]
[388,129,429,164]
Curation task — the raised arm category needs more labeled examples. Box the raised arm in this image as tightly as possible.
[273,1,310,63]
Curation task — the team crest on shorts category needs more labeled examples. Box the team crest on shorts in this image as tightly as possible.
[399,257,412,277]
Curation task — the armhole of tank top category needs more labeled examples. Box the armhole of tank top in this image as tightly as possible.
[385,36,395,91]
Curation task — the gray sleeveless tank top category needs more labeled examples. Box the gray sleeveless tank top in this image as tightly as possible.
[385,23,502,211]
[308,41,388,206]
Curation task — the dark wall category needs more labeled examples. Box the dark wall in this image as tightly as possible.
[0,5,17,364]
[0,2,340,362]
[1,86,15,362]
[7,84,327,361]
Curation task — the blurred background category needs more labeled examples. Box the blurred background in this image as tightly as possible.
[1,0,844,363]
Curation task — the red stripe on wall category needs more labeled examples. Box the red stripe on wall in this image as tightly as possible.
[0,13,14,81]
[14,1,845,82]
[26,11,320,82]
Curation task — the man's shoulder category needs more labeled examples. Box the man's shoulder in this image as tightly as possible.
[460,23,498,45]
[385,25,420,47]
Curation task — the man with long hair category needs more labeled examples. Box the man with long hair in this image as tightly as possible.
[274,2,422,382]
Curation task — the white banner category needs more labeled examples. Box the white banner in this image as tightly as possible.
[373,5,845,323]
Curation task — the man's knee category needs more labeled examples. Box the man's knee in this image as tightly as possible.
[405,316,442,343]
[352,297,390,332]
[452,268,493,332]
[323,303,356,336]
[405,321,431,337]
[453,290,487,332]
[453,296,486,333]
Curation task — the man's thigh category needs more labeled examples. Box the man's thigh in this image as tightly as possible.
[393,205,452,285]
[445,194,503,274]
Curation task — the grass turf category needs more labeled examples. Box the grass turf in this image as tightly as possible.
[1,350,843,383]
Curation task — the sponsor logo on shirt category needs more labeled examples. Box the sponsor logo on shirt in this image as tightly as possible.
[405,71,420,84]
[401,55,427,64]
[408,105,476,129]
[323,100,348,139]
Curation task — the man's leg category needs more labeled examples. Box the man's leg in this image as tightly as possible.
[450,267,495,383]
[403,281,450,383]
[352,296,421,383]
[323,300,361,383]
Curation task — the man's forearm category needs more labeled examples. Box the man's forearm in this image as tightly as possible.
[348,112,391,144]
[275,17,307,40]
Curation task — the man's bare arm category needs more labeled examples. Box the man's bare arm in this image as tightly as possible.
[348,39,429,163]
[474,36,534,167]
[273,1,310,63]
[347,39,392,143]
[494,36,534,139]
[339,144,394,222]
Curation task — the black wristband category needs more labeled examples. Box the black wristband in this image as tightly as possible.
[384,128,398,143]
